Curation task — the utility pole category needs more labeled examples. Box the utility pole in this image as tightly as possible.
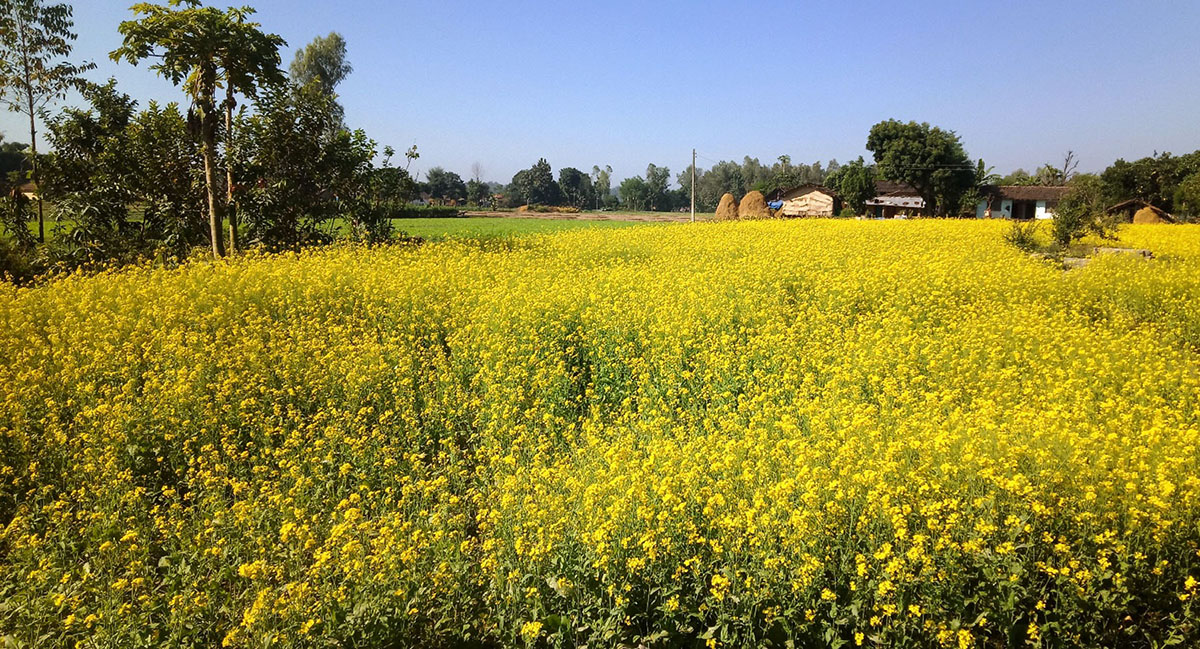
[690,148,696,223]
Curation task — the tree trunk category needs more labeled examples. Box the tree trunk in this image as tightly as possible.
[201,112,226,259]
[224,87,239,255]
[27,93,42,244]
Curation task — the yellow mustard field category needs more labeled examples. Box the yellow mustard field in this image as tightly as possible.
[1,220,1199,648]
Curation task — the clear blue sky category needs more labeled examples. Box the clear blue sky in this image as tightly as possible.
[3,0,1199,186]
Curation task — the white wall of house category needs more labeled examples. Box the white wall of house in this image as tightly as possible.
[1034,200,1053,220]
[975,199,1012,218]
[974,198,1056,219]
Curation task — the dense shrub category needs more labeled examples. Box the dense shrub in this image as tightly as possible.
[387,205,462,219]
[1004,219,1042,252]
[1053,174,1115,245]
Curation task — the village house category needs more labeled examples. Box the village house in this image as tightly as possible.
[769,184,841,217]
[975,185,1068,219]
[865,181,925,218]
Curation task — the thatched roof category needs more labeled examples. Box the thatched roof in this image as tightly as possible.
[986,185,1069,201]
[874,180,921,196]
[1106,199,1173,222]
[776,184,837,201]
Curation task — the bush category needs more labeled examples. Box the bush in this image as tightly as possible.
[1004,219,1042,252]
[738,190,769,219]
[715,193,739,221]
[1052,174,1115,245]
[838,207,857,218]
[0,237,36,283]
[387,205,462,219]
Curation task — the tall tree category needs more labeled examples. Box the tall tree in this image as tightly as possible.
[557,166,591,208]
[590,164,612,209]
[644,163,671,211]
[1100,152,1200,212]
[0,0,93,242]
[217,7,284,253]
[511,158,560,206]
[696,160,745,210]
[41,79,208,262]
[112,0,284,258]
[466,178,490,206]
[866,119,975,216]
[289,32,351,95]
[1174,172,1200,220]
[232,82,378,249]
[618,175,649,211]
[424,166,466,201]
[999,169,1035,185]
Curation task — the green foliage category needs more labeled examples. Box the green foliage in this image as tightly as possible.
[0,135,26,180]
[1003,219,1042,252]
[389,205,461,218]
[999,169,1035,185]
[866,119,976,216]
[111,0,285,258]
[616,164,674,212]
[954,159,1000,217]
[0,234,35,281]
[1101,151,1200,213]
[755,155,829,196]
[0,0,94,242]
[825,156,876,214]
[1173,172,1200,221]
[39,79,208,267]
[465,178,490,206]
[289,31,351,95]
[232,82,382,249]
[643,163,672,211]
[618,175,649,211]
[557,166,592,209]
[423,167,466,202]
[692,160,745,211]
[508,158,561,206]
[1052,174,1113,246]
[0,0,92,113]
[590,164,614,209]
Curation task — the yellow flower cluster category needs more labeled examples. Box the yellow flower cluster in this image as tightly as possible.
[0,220,1198,647]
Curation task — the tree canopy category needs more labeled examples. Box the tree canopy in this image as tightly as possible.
[866,119,975,216]
[111,0,285,257]
[289,31,351,95]
[0,0,94,241]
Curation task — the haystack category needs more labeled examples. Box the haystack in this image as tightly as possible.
[715,193,739,221]
[1133,206,1168,224]
[739,190,769,219]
